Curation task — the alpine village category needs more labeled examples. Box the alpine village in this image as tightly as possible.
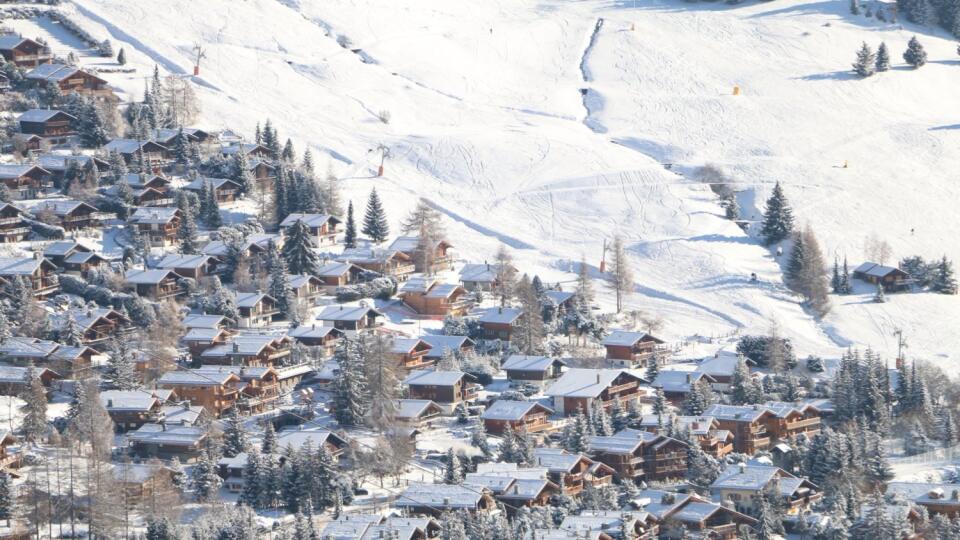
[0,1,957,540]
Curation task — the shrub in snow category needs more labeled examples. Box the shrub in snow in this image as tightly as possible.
[736,335,797,368]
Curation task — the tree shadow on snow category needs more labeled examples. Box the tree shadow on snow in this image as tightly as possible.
[929,124,960,131]
[795,70,857,81]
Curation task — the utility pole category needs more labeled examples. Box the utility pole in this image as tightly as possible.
[192,43,207,76]
[893,328,907,366]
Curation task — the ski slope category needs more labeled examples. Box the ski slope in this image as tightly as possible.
[55,0,960,367]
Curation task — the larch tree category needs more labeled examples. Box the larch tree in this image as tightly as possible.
[760,182,794,245]
[514,275,546,355]
[576,255,595,307]
[362,188,389,243]
[20,367,48,443]
[364,333,401,431]
[493,244,518,306]
[282,220,321,275]
[607,235,634,313]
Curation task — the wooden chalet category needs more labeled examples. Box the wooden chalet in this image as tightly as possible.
[0,164,51,199]
[0,36,50,67]
[62,251,109,276]
[496,478,561,514]
[25,64,112,98]
[588,428,688,482]
[399,277,471,317]
[58,307,133,349]
[111,462,178,509]
[458,262,518,292]
[0,365,60,396]
[395,483,496,516]
[0,255,60,298]
[637,490,757,540]
[287,273,324,303]
[158,369,242,418]
[532,448,615,496]
[315,304,383,333]
[128,207,182,247]
[477,306,522,342]
[236,292,280,328]
[337,247,415,281]
[703,404,778,455]
[387,235,455,273]
[280,213,341,246]
[0,203,28,243]
[402,370,478,408]
[191,366,280,414]
[560,512,659,540]
[0,337,97,379]
[42,240,91,268]
[247,159,275,183]
[103,139,169,170]
[149,127,209,146]
[502,355,566,385]
[421,335,475,364]
[639,415,734,458]
[315,261,364,291]
[182,326,234,360]
[184,177,240,203]
[853,262,913,291]
[32,200,114,231]
[100,389,174,431]
[710,464,822,516]
[18,110,77,144]
[394,399,444,427]
[128,423,208,461]
[198,334,293,368]
[482,400,554,435]
[124,269,183,300]
[0,431,17,470]
[602,330,666,368]
[37,154,109,183]
[887,483,960,518]
[221,143,271,159]
[287,324,343,354]
[389,338,435,370]
[156,254,219,280]
[545,368,646,415]
[105,173,173,207]
[651,370,716,404]
[762,401,822,440]
[276,429,351,461]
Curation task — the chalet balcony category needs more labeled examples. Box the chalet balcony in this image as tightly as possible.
[607,380,639,396]
[706,523,738,536]
[464,385,480,399]
[0,217,22,226]
[785,417,821,431]
[156,283,183,299]
[142,198,174,207]
[15,54,51,62]
[522,417,553,433]
[390,264,417,276]
[0,227,29,236]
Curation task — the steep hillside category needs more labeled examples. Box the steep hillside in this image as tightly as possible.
[59,0,960,366]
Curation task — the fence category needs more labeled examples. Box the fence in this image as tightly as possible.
[891,443,960,467]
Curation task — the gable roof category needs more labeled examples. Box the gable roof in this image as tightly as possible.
[482,400,552,421]
[280,213,341,228]
[502,355,564,372]
[403,369,474,387]
[124,268,178,285]
[18,109,76,123]
[316,304,383,322]
[182,314,227,329]
[652,370,712,393]
[104,138,167,155]
[589,428,664,454]
[128,423,206,447]
[421,335,474,358]
[477,306,522,324]
[602,330,664,347]
[395,399,441,420]
[236,291,274,308]
[710,464,793,491]
[545,368,644,398]
[0,164,50,180]
[702,403,775,423]
[156,254,214,270]
[854,262,908,278]
[0,35,39,51]
[128,207,180,224]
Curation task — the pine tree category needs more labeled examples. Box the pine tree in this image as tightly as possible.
[682,379,714,415]
[610,398,629,432]
[576,256,595,307]
[455,402,469,424]
[274,166,289,224]
[760,182,794,245]
[590,398,613,436]
[840,257,852,294]
[874,282,887,303]
[190,449,222,502]
[471,422,494,460]
[943,410,959,447]
[332,337,369,426]
[853,42,876,77]
[202,181,223,228]
[105,336,140,390]
[262,421,278,454]
[444,448,463,484]
[231,152,254,195]
[851,0,861,14]
[222,410,249,458]
[343,200,357,248]
[177,202,199,254]
[117,47,127,65]
[20,367,48,443]
[876,42,891,72]
[0,310,9,345]
[0,472,11,527]
[268,260,295,323]
[645,355,660,385]
[903,36,928,68]
[282,219,320,275]
[685,429,721,489]
[785,231,806,291]
[731,355,762,405]
[831,258,842,293]
[145,517,177,540]
[933,256,958,294]
[652,388,668,427]
[514,275,545,354]
[362,188,389,243]
[60,311,83,346]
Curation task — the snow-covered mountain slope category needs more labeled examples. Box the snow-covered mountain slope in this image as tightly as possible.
[60,0,960,366]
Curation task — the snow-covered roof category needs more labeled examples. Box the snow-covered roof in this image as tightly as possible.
[854,262,906,278]
[532,448,592,473]
[477,306,522,324]
[201,335,282,358]
[30,199,95,216]
[403,369,472,387]
[156,254,213,269]
[0,256,46,276]
[26,63,93,83]
[498,478,555,500]
[315,261,357,277]
[279,213,340,228]
[482,399,551,421]
[184,176,239,191]
[0,164,48,180]
[652,370,709,393]
[18,108,75,123]
[395,399,440,420]
[162,404,205,426]
[589,428,661,455]
[421,335,474,358]
[158,369,237,387]
[316,304,382,322]
[695,352,749,377]
[337,247,407,265]
[545,368,641,398]
[287,273,319,289]
[127,424,205,447]
[288,324,341,340]
[44,241,87,258]
[129,207,179,224]
[124,268,178,285]
[182,328,225,342]
[702,403,773,422]
[37,153,104,173]
[886,482,960,505]
[395,482,489,509]
[182,314,227,329]
[221,143,267,156]
[710,464,789,491]
[391,338,430,355]
[64,251,103,265]
[0,35,34,50]
[426,283,463,299]
[639,415,717,435]
[100,390,167,412]
[459,263,508,283]
[602,330,662,347]
[276,429,348,451]
[0,337,59,358]
[502,354,562,372]
[543,290,575,306]
[236,292,274,308]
